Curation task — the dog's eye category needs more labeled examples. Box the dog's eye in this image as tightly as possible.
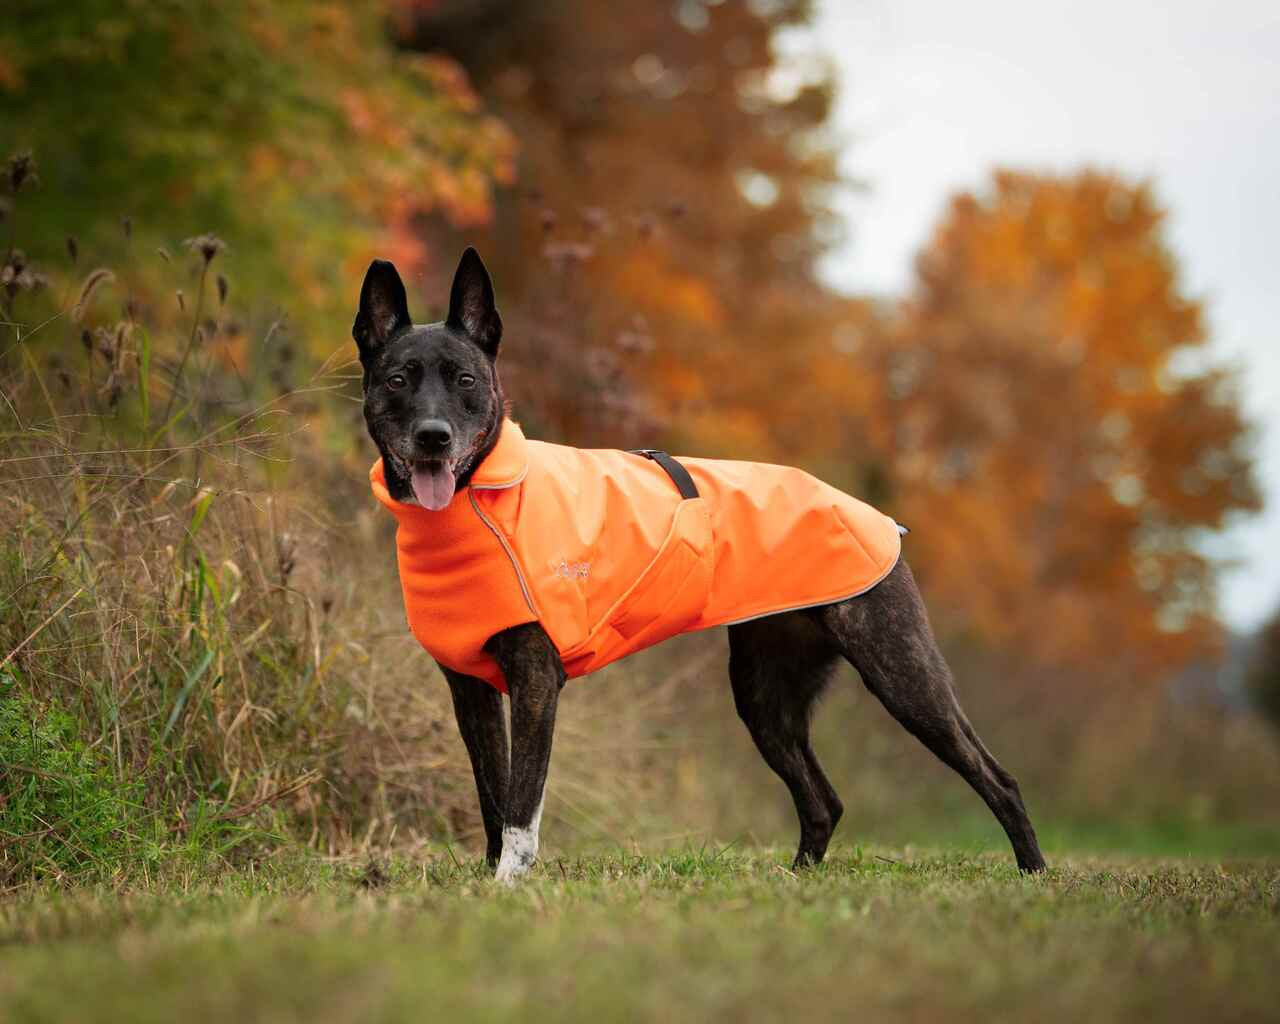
[456,373,476,389]
[386,374,407,390]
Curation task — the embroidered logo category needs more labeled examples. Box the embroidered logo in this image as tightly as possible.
[552,559,590,581]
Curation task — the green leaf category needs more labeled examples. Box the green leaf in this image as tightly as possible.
[188,491,214,539]
[161,648,215,742]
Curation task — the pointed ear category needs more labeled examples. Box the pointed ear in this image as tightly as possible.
[353,259,411,357]
[446,247,502,357]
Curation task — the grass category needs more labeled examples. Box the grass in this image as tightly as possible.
[0,848,1276,1023]
[5,147,1280,895]
[3,151,1280,1022]
[862,807,1280,860]
[0,672,140,878]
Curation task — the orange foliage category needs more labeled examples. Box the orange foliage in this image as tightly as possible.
[391,0,839,454]
[863,170,1259,680]
[387,8,1255,683]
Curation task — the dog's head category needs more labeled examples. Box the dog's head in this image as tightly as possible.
[354,248,505,510]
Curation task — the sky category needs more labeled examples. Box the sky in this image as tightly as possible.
[792,0,1280,631]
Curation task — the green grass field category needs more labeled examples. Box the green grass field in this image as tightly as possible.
[2,848,1277,1024]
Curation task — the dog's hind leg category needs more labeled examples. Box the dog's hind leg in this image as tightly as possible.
[442,667,510,869]
[728,612,844,868]
[813,560,1046,872]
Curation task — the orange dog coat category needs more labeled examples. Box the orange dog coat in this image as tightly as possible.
[371,420,902,691]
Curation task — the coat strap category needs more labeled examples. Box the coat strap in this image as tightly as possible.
[629,449,699,500]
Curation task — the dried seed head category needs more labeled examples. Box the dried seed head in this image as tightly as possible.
[3,248,46,294]
[66,236,79,265]
[7,152,36,193]
[176,289,185,312]
[183,233,226,265]
[216,273,228,306]
[71,267,115,323]
[157,247,171,263]
[81,328,93,352]
[21,269,49,293]
[277,531,297,584]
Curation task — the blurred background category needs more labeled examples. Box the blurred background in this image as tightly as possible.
[3,0,1278,882]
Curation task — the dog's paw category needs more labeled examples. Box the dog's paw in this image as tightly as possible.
[493,825,538,884]
[493,859,529,885]
[493,849,534,884]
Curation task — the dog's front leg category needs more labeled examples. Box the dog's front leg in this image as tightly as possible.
[442,667,509,869]
[486,623,565,883]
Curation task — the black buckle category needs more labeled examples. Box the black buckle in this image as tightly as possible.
[628,449,699,500]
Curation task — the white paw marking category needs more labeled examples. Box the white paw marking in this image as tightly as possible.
[494,792,545,884]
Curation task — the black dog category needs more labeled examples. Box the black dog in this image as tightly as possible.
[355,248,1046,881]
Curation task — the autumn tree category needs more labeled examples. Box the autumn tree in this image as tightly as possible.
[390,0,845,453]
[1,1,514,347]
[858,170,1258,680]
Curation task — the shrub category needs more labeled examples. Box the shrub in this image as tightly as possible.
[0,671,140,882]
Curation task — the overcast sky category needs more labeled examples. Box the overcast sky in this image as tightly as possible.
[793,0,1280,630]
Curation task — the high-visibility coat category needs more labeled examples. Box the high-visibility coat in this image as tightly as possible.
[370,420,902,692]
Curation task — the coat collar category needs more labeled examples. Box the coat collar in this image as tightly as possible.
[469,419,528,489]
[369,418,528,513]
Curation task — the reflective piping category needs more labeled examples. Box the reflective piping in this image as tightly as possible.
[470,465,528,492]
[719,550,901,628]
[468,476,538,617]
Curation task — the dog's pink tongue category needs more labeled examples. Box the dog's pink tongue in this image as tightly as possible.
[411,463,456,511]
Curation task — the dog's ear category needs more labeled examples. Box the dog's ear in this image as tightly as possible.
[446,247,502,358]
[353,259,411,358]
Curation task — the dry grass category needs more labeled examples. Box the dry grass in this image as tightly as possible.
[5,302,1280,884]
[3,159,1279,890]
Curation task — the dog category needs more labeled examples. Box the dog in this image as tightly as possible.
[355,248,1046,881]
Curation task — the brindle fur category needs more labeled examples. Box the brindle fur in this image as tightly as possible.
[357,250,1046,878]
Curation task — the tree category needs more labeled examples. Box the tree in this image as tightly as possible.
[390,0,846,453]
[1,1,514,346]
[1247,608,1280,730]
[859,170,1259,680]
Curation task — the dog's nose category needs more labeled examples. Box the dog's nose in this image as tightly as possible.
[413,419,453,452]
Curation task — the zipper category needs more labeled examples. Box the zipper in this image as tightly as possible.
[468,485,539,617]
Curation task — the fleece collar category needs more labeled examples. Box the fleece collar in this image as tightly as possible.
[369,418,528,512]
